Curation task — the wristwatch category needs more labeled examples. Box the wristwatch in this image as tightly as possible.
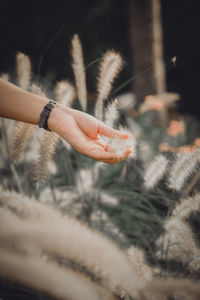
[38,100,56,131]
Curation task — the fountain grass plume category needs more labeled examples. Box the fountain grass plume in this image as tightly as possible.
[0,244,111,300]
[143,154,169,190]
[71,34,87,111]
[172,194,200,220]
[95,50,123,120]
[167,150,200,191]
[0,73,9,81]
[138,278,200,300]
[11,85,44,162]
[33,130,60,185]
[104,99,119,128]
[156,212,200,272]
[127,246,153,283]
[0,190,145,297]
[11,122,34,162]
[54,80,76,107]
[12,53,33,161]
[156,194,200,271]
[30,85,60,185]
[16,52,31,90]
[106,126,136,158]
[31,83,46,97]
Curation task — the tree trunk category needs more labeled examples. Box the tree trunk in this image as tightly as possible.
[152,0,166,93]
[129,0,166,99]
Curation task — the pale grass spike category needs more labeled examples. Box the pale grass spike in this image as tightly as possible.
[95,50,123,120]
[107,127,135,158]
[104,99,119,128]
[172,194,200,220]
[71,34,87,111]
[11,85,42,162]
[144,154,168,189]
[156,217,200,272]
[0,190,144,297]
[54,80,76,107]
[167,151,199,191]
[31,85,60,185]
[16,52,31,90]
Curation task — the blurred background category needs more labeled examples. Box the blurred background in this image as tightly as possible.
[1,2,200,299]
[0,0,199,116]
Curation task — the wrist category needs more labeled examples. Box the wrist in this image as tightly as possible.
[38,100,57,131]
[47,104,72,132]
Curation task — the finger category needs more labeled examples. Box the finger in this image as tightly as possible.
[87,146,132,164]
[98,121,129,140]
[94,138,108,150]
[102,148,132,164]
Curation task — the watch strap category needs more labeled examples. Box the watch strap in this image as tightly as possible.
[38,100,56,131]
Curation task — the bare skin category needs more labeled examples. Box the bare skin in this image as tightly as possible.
[0,79,131,164]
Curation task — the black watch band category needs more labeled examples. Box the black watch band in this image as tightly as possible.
[38,100,56,131]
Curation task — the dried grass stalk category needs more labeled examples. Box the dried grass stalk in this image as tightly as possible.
[16,52,31,90]
[12,56,33,161]
[143,154,168,189]
[71,34,87,111]
[107,127,135,157]
[54,80,76,107]
[138,278,200,300]
[12,121,34,162]
[31,83,46,97]
[0,73,10,81]
[30,85,60,185]
[172,194,200,220]
[0,190,144,297]
[95,50,122,120]
[104,99,119,128]
[0,247,109,300]
[167,151,199,191]
[33,131,60,185]
[156,216,200,271]
[127,246,153,283]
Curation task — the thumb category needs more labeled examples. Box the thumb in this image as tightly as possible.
[98,120,129,139]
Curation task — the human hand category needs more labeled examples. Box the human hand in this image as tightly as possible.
[48,104,132,164]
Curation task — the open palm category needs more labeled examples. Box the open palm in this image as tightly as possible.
[49,105,131,164]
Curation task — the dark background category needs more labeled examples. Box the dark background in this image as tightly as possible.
[0,0,199,116]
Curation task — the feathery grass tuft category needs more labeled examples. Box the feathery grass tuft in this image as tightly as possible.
[0,190,145,298]
[95,50,123,120]
[127,246,153,283]
[12,54,33,161]
[138,278,200,300]
[172,194,200,220]
[0,234,111,300]
[30,85,60,185]
[33,131,60,185]
[167,150,200,191]
[0,73,10,81]
[31,83,46,97]
[11,122,34,162]
[104,99,119,128]
[143,154,169,190]
[54,80,76,107]
[16,52,31,90]
[107,127,135,158]
[71,34,87,111]
[156,217,200,271]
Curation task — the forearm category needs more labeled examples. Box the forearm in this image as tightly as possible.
[0,79,50,125]
[0,79,132,164]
